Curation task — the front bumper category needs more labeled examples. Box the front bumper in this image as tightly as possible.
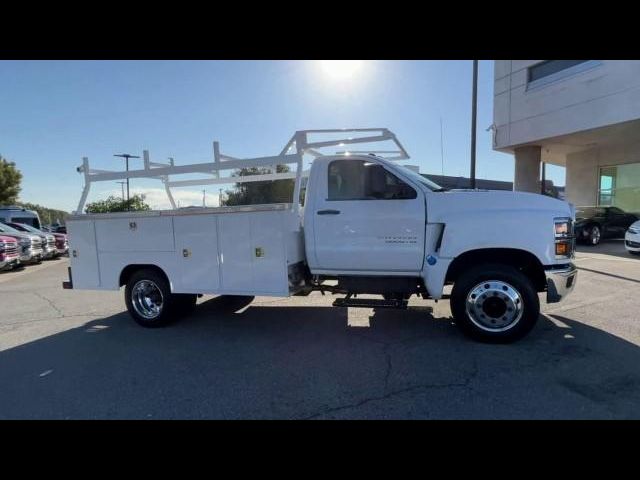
[545,263,577,303]
[625,232,640,252]
[0,256,20,271]
[20,247,43,264]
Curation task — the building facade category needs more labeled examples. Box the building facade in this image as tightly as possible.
[493,60,640,213]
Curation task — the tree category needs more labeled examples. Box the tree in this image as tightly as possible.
[223,165,295,206]
[0,155,23,205]
[85,194,151,214]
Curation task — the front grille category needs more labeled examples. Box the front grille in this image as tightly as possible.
[626,240,640,248]
[3,243,18,257]
[47,238,55,248]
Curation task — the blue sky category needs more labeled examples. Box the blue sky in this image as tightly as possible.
[0,60,565,211]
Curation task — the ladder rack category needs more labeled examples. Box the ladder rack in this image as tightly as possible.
[74,128,409,214]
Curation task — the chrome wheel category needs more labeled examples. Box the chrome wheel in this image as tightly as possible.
[465,280,524,332]
[590,226,601,245]
[131,280,164,319]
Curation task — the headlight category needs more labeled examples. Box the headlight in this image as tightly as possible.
[554,219,571,237]
[554,217,574,259]
[629,227,640,235]
[19,238,30,246]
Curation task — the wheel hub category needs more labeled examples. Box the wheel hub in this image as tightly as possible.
[465,280,524,332]
[132,280,164,319]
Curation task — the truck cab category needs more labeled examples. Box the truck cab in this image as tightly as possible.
[301,152,576,342]
[0,206,42,229]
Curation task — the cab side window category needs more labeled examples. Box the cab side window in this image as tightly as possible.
[328,160,416,201]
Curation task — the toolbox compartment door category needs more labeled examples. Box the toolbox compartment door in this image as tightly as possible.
[67,220,100,288]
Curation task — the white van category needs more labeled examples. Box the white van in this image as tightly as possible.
[0,206,42,229]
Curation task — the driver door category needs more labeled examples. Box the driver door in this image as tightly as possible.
[312,159,425,272]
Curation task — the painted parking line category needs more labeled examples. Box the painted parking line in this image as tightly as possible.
[575,266,640,284]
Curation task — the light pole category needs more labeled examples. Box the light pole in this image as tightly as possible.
[470,60,478,189]
[114,153,140,210]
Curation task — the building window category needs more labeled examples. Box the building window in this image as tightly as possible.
[598,163,640,213]
[527,60,601,90]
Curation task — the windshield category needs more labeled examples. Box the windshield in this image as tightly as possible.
[13,223,42,234]
[576,207,604,218]
[0,222,24,234]
[396,165,445,191]
[12,216,40,228]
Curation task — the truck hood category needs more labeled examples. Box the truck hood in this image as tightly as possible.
[427,189,573,223]
[0,235,18,244]
[0,231,41,243]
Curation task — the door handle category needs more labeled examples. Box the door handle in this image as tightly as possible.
[317,209,341,215]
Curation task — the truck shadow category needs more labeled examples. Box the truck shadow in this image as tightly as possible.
[1,300,640,419]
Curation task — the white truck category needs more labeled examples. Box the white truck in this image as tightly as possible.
[63,129,577,343]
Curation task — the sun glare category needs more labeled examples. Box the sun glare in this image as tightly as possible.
[319,60,364,80]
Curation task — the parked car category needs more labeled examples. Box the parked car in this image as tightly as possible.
[625,220,640,255]
[0,222,44,264]
[0,206,42,229]
[6,222,62,258]
[0,235,21,271]
[574,206,639,246]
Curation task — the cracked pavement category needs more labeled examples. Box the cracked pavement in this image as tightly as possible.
[1,240,640,419]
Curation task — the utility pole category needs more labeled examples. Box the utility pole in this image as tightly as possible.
[219,188,224,207]
[116,181,126,201]
[470,60,478,189]
[114,153,140,210]
[202,189,206,207]
[540,162,546,195]
[440,116,445,184]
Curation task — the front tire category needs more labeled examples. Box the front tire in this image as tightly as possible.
[450,263,540,343]
[125,269,180,328]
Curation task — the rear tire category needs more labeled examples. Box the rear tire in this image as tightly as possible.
[450,263,540,343]
[587,225,601,246]
[125,268,180,328]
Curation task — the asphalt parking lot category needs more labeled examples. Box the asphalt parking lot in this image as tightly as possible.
[1,241,639,419]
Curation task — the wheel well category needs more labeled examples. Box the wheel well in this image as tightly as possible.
[119,264,170,289]
[445,248,546,292]
[582,222,600,230]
